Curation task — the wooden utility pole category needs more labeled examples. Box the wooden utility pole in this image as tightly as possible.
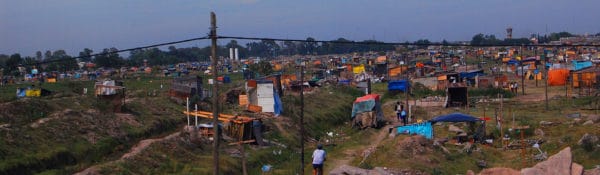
[520,45,525,95]
[239,140,248,175]
[210,12,220,175]
[544,48,549,110]
[405,56,409,121]
[535,47,538,87]
[499,93,504,148]
[300,64,305,174]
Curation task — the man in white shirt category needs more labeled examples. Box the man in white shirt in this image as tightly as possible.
[312,144,326,175]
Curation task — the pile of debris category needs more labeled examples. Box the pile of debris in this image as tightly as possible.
[397,135,433,156]
[472,147,600,175]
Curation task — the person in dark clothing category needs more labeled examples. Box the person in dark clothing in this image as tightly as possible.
[395,102,402,122]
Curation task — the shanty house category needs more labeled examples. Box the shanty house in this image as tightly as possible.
[169,76,204,104]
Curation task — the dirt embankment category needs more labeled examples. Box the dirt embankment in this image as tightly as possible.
[75,131,181,175]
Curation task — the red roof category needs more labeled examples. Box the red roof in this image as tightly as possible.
[354,94,380,103]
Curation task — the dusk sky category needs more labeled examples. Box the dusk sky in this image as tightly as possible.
[1,0,599,56]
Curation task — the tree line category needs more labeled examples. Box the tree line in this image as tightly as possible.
[469,31,577,46]
[0,37,394,76]
[0,32,591,76]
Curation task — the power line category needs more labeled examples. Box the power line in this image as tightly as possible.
[22,34,600,66]
[26,36,210,66]
[219,35,600,47]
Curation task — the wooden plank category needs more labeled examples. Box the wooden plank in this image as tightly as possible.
[183,111,253,124]
[228,139,255,145]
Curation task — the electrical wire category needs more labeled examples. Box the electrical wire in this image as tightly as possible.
[219,35,600,47]
[23,34,600,66]
[26,36,210,66]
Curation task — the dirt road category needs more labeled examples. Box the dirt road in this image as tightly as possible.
[75,131,180,175]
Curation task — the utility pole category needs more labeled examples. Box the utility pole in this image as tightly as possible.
[405,55,409,121]
[535,47,538,87]
[521,45,525,95]
[299,63,305,174]
[544,48,549,110]
[210,12,220,175]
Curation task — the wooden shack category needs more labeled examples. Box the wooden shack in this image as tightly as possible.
[183,111,256,143]
[169,76,203,104]
[95,80,126,112]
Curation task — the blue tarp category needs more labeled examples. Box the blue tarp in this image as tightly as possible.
[397,122,433,139]
[273,89,283,117]
[16,88,26,98]
[459,70,485,79]
[388,80,409,92]
[507,59,519,65]
[430,113,481,123]
[351,98,377,118]
[351,94,383,122]
[338,79,351,85]
[572,60,592,71]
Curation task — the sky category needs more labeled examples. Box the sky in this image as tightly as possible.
[1,0,599,56]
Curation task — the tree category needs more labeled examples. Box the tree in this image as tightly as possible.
[94,48,123,68]
[6,54,23,76]
[79,48,93,62]
[248,60,273,76]
[46,50,77,71]
[415,39,431,49]
[35,51,43,61]
[22,56,38,73]
[471,33,485,46]
[44,50,52,60]
[282,41,298,55]
[262,39,280,57]
[0,54,8,74]
[301,37,318,55]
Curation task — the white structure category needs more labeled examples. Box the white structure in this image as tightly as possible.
[256,81,275,112]
[234,48,239,60]
[229,48,234,60]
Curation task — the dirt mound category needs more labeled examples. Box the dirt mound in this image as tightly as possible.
[397,135,433,156]
[477,147,599,175]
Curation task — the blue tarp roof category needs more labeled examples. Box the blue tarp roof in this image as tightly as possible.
[388,79,409,92]
[572,60,593,71]
[507,59,519,65]
[459,70,485,79]
[430,113,481,123]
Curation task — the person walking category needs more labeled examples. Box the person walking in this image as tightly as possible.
[395,102,402,122]
[312,144,326,175]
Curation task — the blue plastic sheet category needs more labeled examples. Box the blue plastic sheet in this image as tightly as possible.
[273,89,283,117]
[459,70,485,79]
[16,88,26,98]
[338,79,351,85]
[430,113,481,123]
[572,60,592,71]
[397,122,433,139]
[388,80,409,92]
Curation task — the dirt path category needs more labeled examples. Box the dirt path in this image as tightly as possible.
[120,132,179,159]
[74,131,180,175]
[325,123,393,172]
